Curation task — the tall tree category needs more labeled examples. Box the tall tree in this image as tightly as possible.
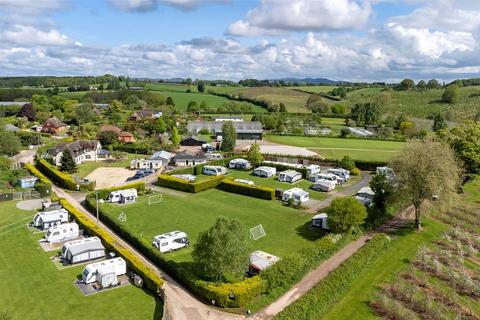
[370,173,393,214]
[397,79,415,90]
[170,127,180,146]
[391,140,461,229]
[444,121,480,173]
[221,121,236,152]
[197,80,206,93]
[432,113,448,132]
[247,142,263,167]
[442,85,460,103]
[0,129,21,156]
[426,79,441,89]
[279,102,287,112]
[75,103,97,125]
[192,217,249,281]
[60,149,78,173]
[97,131,118,146]
[350,103,381,125]
[327,197,367,233]
[166,97,175,106]
[416,80,427,90]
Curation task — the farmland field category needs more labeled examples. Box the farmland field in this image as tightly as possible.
[0,201,158,320]
[290,86,337,94]
[144,82,198,93]
[264,135,405,162]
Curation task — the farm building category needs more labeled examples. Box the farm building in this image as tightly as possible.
[253,166,276,178]
[32,209,69,230]
[278,170,302,183]
[229,158,252,170]
[173,151,206,167]
[41,117,66,134]
[61,237,105,264]
[180,136,207,146]
[249,250,280,275]
[107,188,137,203]
[312,213,329,229]
[17,176,38,188]
[130,150,173,170]
[47,140,105,166]
[187,121,263,140]
[282,187,310,204]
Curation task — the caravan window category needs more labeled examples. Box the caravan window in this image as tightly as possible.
[63,229,67,233]
[161,242,168,247]
[82,269,89,278]
[53,231,60,236]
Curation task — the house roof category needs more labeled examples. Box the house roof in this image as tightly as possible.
[119,131,134,137]
[18,176,38,182]
[187,121,263,134]
[44,117,65,128]
[173,151,206,161]
[48,140,99,157]
[151,150,173,160]
[181,135,206,143]
[99,125,122,133]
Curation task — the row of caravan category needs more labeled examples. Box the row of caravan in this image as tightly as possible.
[31,208,81,243]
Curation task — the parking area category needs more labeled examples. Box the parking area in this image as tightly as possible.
[86,167,135,190]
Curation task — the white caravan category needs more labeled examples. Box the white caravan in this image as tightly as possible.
[228,158,252,170]
[305,165,321,178]
[310,173,340,185]
[278,170,302,183]
[282,187,310,204]
[355,186,375,207]
[32,209,69,230]
[82,257,127,287]
[172,174,196,182]
[152,231,190,253]
[44,222,79,243]
[249,250,280,275]
[61,237,105,264]
[202,165,228,176]
[107,188,137,204]
[253,166,276,178]
[312,213,329,229]
[376,166,395,180]
[234,179,255,186]
[205,153,223,161]
[310,179,336,192]
[327,168,350,182]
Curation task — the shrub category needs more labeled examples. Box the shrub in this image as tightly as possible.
[339,156,356,171]
[156,174,224,193]
[327,197,367,234]
[36,158,95,191]
[350,167,361,176]
[217,178,275,200]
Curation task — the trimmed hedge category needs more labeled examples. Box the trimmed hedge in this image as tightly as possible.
[156,174,224,193]
[36,158,95,191]
[25,162,52,196]
[58,197,165,294]
[85,194,264,307]
[275,233,391,320]
[217,178,275,200]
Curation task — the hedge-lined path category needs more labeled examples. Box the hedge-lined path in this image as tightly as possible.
[305,171,371,213]
[52,185,244,320]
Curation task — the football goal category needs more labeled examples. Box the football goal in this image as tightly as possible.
[250,224,266,240]
[148,194,163,205]
[118,211,127,223]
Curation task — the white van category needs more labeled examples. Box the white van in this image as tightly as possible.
[152,231,190,253]
[44,223,79,243]
[202,165,228,176]
[82,257,127,285]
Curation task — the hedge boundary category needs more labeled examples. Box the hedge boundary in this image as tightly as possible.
[25,162,52,196]
[217,177,275,200]
[35,158,95,191]
[156,174,224,193]
[275,233,391,320]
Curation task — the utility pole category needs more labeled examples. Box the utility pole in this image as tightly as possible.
[95,192,99,225]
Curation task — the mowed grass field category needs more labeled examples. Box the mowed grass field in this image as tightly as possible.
[99,189,321,264]
[264,135,405,162]
[0,201,157,320]
[290,86,337,94]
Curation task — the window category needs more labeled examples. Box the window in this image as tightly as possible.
[63,229,66,233]
[161,242,168,247]
[53,231,60,236]
[85,155,91,159]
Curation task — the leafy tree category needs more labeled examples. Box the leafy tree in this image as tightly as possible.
[197,80,206,93]
[185,78,192,85]
[0,129,21,156]
[31,94,51,112]
[153,118,167,134]
[166,97,175,106]
[124,95,146,110]
[432,113,448,132]
[444,121,480,173]
[170,127,180,146]
[331,104,345,114]
[247,142,263,167]
[426,79,441,89]
[442,85,460,103]
[75,103,97,125]
[370,173,393,213]
[416,80,427,90]
[60,149,78,173]
[399,121,414,135]
[350,102,381,125]
[97,130,119,146]
[339,155,356,171]
[279,102,287,112]
[306,94,330,113]
[327,197,367,233]
[397,79,415,90]
[221,121,236,152]
[18,103,36,120]
[192,217,249,281]
[391,140,461,229]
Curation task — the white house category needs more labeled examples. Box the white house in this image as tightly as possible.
[253,166,276,178]
[278,170,302,183]
[130,150,173,170]
[152,231,189,253]
[48,140,105,166]
[107,188,138,203]
[229,158,252,170]
[312,213,329,229]
[61,237,105,264]
[282,187,310,204]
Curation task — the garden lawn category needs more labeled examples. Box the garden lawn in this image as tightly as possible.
[265,135,405,162]
[0,201,157,320]
[321,218,448,320]
[76,153,148,178]
[99,189,321,264]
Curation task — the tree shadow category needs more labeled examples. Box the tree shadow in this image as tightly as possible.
[295,221,327,241]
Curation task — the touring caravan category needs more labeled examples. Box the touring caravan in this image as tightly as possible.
[253,166,276,178]
[171,174,196,182]
[305,165,321,178]
[228,158,252,170]
[249,250,280,276]
[376,166,395,180]
[327,168,350,182]
[312,213,329,229]
[82,258,127,287]
[107,188,137,204]
[278,170,302,183]
[234,179,255,186]
[152,231,190,253]
[44,223,79,243]
[310,173,340,185]
[202,165,228,176]
[61,237,105,264]
[355,186,375,207]
[311,179,336,192]
[205,153,223,161]
[282,188,310,204]
[32,209,69,230]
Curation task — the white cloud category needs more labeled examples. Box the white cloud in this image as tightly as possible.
[1,25,70,46]
[228,0,371,36]
[109,0,223,12]
[0,0,65,13]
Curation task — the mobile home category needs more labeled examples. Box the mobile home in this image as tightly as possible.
[202,165,228,176]
[32,209,69,230]
[249,250,280,275]
[61,237,105,264]
[205,153,223,161]
[44,222,79,243]
[228,158,252,170]
[152,231,190,253]
[107,188,137,204]
[282,187,310,204]
[253,166,276,178]
[82,258,127,287]
[278,170,302,183]
[310,179,336,192]
[312,213,329,229]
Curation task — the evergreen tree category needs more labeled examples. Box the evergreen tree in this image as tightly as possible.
[221,121,236,152]
[60,149,77,173]
[279,102,287,112]
[247,142,263,167]
[171,127,180,146]
[432,113,448,132]
[197,80,206,93]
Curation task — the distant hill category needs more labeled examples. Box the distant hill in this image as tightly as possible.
[272,78,350,85]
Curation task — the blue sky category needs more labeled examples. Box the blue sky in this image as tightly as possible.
[0,0,479,81]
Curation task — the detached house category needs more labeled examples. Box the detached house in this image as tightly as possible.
[48,140,106,166]
[130,150,173,170]
[42,117,66,134]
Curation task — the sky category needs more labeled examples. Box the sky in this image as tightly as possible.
[0,0,479,82]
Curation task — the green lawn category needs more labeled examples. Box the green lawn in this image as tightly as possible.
[0,201,158,320]
[264,135,405,162]
[99,189,322,264]
[76,153,148,178]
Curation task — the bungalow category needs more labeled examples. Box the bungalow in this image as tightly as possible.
[17,176,38,188]
[48,140,104,166]
[187,121,263,140]
[42,117,66,134]
[278,170,302,183]
[180,136,207,147]
[130,150,173,170]
[173,151,206,167]
[129,109,162,121]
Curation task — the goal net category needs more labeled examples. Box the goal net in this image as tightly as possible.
[118,211,127,224]
[148,194,163,205]
[250,224,266,240]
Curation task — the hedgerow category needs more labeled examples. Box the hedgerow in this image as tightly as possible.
[156,174,224,193]
[35,158,95,191]
[24,162,52,196]
[217,178,275,200]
